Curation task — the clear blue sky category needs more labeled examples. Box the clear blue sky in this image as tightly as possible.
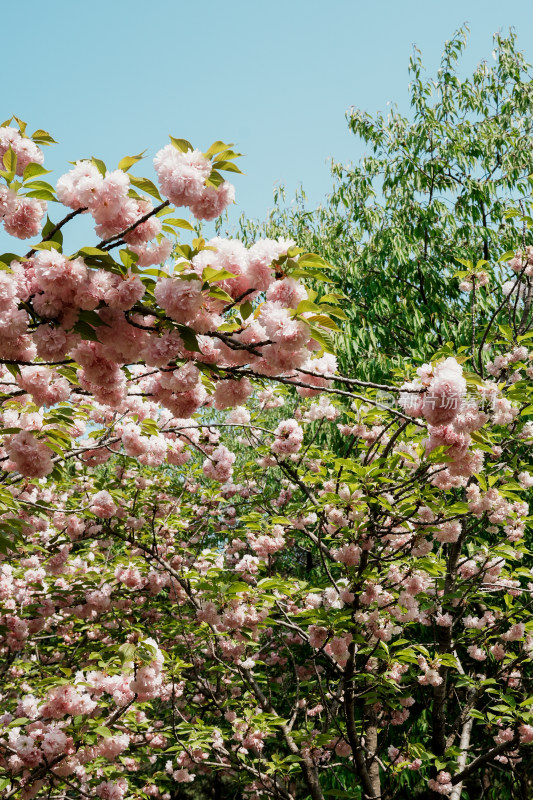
[4,0,533,241]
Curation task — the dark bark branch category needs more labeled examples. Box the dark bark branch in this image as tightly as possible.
[25,207,87,259]
[98,200,170,250]
[451,735,520,785]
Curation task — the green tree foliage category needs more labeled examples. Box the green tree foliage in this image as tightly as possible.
[240,28,533,382]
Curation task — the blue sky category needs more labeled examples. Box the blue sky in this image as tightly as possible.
[3,0,533,244]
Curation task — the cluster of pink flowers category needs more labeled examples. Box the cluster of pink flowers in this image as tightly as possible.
[390,358,501,490]
[5,431,54,478]
[18,366,70,407]
[416,656,443,687]
[271,419,303,454]
[94,779,128,800]
[0,244,338,487]
[0,121,342,491]
[509,247,533,277]
[32,248,146,319]
[130,660,164,702]
[90,490,117,518]
[428,771,453,795]
[459,270,489,292]
[486,344,529,380]
[214,377,253,410]
[400,357,466,425]
[0,126,44,175]
[308,625,329,649]
[466,484,528,542]
[154,144,234,221]
[324,633,353,667]
[57,161,166,257]
[247,525,286,558]
[0,186,46,239]
[6,723,74,772]
[40,684,97,719]
[203,445,236,483]
[333,542,361,566]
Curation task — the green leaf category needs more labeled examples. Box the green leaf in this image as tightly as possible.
[498,250,518,263]
[118,151,146,172]
[475,473,487,491]
[319,304,348,319]
[202,266,236,282]
[218,147,243,159]
[41,216,63,247]
[6,363,20,379]
[73,321,100,342]
[0,253,23,264]
[306,314,340,331]
[240,300,253,320]
[91,157,107,177]
[78,246,111,258]
[426,445,455,464]
[74,247,119,269]
[296,299,321,314]
[119,248,139,270]
[7,717,31,727]
[463,371,485,387]
[31,129,57,145]
[25,189,56,202]
[289,268,333,283]
[319,293,343,304]
[298,253,334,270]
[94,725,113,738]
[31,241,62,252]
[439,653,458,668]
[308,325,336,354]
[129,175,163,202]
[78,310,109,328]
[23,163,52,181]
[170,136,193,153]
[205,170,225,189]
[12,117,26,135]
[23,180,55,193]
[498,324,513,340]
[3,147,16,174]
[140,418,159,436]
[208,286,234,302]
[205,141,233,158]
[177,325,200,352]
[174,244,192,260]
[163,218,195,231]
[212,160,243,174]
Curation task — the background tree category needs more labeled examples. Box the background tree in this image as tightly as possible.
[239,28,533,381]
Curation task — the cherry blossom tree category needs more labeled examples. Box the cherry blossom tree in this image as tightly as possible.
[0,118,533,800]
